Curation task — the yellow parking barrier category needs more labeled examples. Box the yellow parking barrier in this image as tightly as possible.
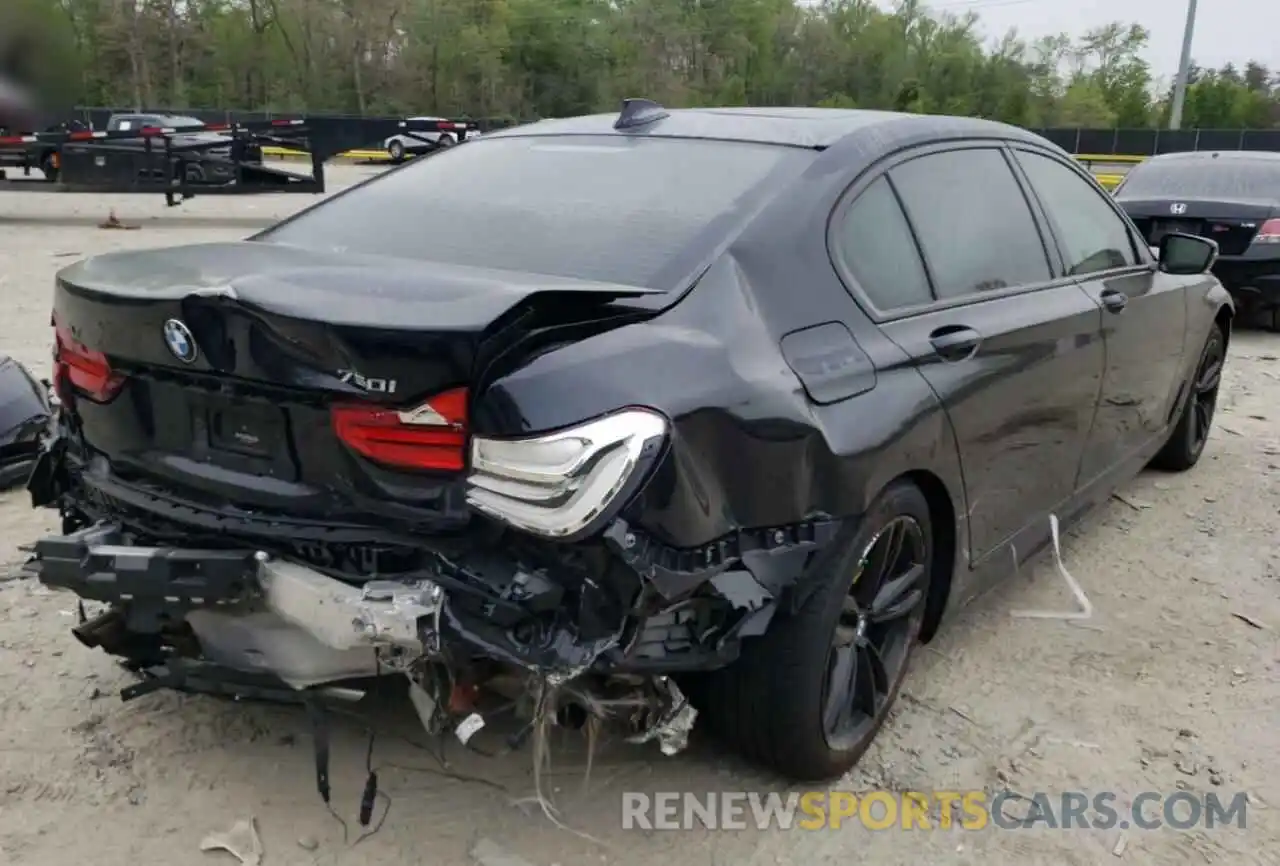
[257,146,1135,189]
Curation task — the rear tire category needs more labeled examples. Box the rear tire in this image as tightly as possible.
[388,140,406,162]
[694,480,932,780]
[1151,323,1225,472]
[40,152,58,183]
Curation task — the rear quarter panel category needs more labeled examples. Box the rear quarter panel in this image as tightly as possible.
[475,244,968,558]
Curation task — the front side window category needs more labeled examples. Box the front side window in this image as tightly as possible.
[890,148,1052,300]
[259,135,813,289]
[1015,150,1138,276]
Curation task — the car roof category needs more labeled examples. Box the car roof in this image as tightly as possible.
[1143,150,1280,165]
[484,106,1041,150]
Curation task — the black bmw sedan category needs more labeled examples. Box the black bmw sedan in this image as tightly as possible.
[27,100,1231,782]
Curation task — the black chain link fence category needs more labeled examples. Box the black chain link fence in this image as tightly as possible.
[1021,127,1280,155]
[61,108,1280,155]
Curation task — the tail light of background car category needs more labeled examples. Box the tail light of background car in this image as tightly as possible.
[1252,219,1280,245]
[331,387,469,472]
[52,314,126,403]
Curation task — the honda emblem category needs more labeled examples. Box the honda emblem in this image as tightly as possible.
[1170,202,1187,215]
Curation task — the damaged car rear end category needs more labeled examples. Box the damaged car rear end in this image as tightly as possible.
[30,107,858,773]
[25,102,1234,784]
[30,240,713,740]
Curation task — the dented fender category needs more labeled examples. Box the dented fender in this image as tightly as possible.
[474,252,969,634]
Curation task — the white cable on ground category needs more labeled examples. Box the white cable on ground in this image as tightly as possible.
[1010,514,1094,620]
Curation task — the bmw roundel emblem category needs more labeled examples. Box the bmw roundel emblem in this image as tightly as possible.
[162,318,198,363]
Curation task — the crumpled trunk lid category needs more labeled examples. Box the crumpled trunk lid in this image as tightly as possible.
[51,240,656,521]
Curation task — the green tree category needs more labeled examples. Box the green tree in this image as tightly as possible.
[10,0,1279,130]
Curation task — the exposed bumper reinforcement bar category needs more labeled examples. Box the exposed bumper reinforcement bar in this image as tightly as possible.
[29,521,446,688]
[34,521,258,605]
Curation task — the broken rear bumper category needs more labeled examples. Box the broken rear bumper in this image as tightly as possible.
[32,521,444,689]
[26,515,802,692]
[28,420,845,691]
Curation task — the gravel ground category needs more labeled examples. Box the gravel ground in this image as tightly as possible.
[0,167,1277,866]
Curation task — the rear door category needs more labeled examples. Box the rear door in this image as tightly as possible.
[836,144,1105,565]
[1010,146,1188,485]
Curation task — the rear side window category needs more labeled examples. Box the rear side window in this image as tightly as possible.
[259,135,811,288]
[833,176,932,311]
[1117,158,1280,200]
[890,148,1052,299]
[1014,150,1138,275]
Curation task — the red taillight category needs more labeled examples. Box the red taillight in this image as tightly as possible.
[1253,219,1280,245]
[331,387,469,472]
[52,315,125,403]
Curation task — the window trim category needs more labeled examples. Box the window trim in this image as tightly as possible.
[1007,144,1156,275]
[827,140,1077,324]
[827,174,935,314]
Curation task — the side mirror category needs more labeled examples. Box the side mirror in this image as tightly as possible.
[1158,232,1218,275]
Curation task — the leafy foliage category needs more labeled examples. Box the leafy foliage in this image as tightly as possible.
[23,0,1280,127]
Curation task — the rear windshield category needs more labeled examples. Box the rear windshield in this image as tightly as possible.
[258,135,810,288]
[1116,158,1280,200]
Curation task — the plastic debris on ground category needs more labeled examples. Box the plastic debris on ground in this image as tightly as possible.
[199,817,264,865]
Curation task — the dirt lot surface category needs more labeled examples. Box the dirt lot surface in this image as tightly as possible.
[0,168,1277,866]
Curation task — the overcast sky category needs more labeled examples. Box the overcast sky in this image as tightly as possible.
[902,0,1276,83]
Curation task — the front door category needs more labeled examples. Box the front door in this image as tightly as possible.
[1008,147,1189,486]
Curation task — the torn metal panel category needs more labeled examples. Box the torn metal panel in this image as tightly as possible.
[603,516,840,601]
[438,600,624,678]
[258,554,444,651]
[185,609,380,690]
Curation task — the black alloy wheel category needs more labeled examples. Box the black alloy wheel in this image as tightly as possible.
[1152,322,1226,472]
[690,479,934,781]
[1188,329,1224,457]
[822,515,928,750]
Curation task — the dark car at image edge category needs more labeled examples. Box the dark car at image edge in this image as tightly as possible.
[24,100,1232,782]
[1115,150,1280,330]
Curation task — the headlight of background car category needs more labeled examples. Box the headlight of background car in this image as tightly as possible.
[465,408,668,540]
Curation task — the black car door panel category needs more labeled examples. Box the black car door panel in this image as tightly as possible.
[1073,267,1188,485]
[832,144,1106,565]
[1008,147,1188,486]
[880,288,1105,564]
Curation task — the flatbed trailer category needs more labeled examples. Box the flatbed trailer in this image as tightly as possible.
[0,115,472,206]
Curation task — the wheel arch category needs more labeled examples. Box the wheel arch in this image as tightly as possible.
[1214,302,1233,351]
[879,469,958,643]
